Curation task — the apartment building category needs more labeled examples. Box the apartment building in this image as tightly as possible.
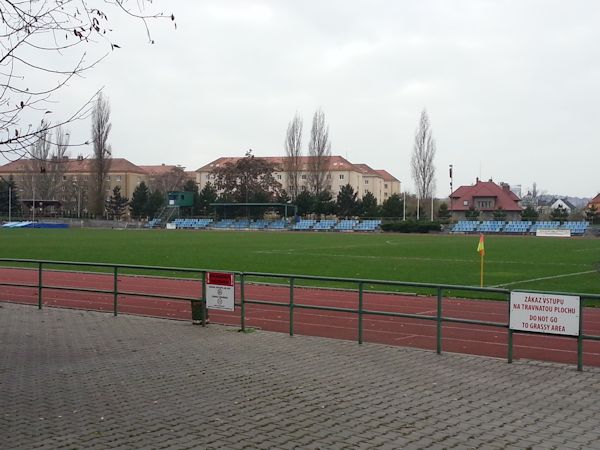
[196,155,401,204]
[0,157,149,214]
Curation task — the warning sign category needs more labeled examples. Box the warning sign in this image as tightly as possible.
[509,292,580,336]
[206,272,235,311]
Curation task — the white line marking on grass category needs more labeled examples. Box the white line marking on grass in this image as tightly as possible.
[254,250,589,267]
[491,270,598,288]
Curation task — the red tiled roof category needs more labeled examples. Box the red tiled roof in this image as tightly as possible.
[196,155,358,172]
[449,180,522,212]
[587,194,600,207]
[138,164,184,176]
[0,158,147,174]
[374,169,399,183]
[354,163,381,176]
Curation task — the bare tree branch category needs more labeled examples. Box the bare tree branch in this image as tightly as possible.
[411,109,436,200]
[307,108,331,195]
[0,1,175,157]
[284,112,302,200]
[88,92,111,215]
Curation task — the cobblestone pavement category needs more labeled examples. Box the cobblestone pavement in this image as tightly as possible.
[2,303,600,450]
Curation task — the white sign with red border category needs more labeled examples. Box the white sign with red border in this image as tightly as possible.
[206,272,235,311]
[509,291,580,336]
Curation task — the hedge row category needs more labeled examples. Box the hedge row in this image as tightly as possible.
[380,221,442,233]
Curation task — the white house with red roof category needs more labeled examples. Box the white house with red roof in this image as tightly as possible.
[195,155,400,204]
[449,178,522,221]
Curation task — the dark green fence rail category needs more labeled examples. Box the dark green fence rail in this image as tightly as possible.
[1,258,599,371]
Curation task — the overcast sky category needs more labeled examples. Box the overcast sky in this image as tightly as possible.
[9,0,600,197]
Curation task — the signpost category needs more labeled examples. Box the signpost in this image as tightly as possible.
[206,272,235,312]
[509,291,580,336]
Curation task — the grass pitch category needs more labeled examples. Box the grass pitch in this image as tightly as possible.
[0,228,599,295]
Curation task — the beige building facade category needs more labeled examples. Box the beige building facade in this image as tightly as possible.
[195,155,401,204]
[0,157,149,215]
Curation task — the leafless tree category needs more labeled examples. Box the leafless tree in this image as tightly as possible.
[411,109,436,202]
[307,108,331,195]
[20,122,68,203]
[0,1,175,158]
[284,113,303,200]
[148,166,186,194]
[88,93,111,216]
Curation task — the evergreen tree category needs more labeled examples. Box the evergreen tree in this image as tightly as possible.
[550,206,569,222]
[295,190,314,216]
[130,182,149,219]
[336,184,359,217]
[521,205,539,221]
[314,190,335,216]
[437,202,450,222]
[146,190,165,219]
[360,191,379,217]
[197,181,217,215]
[0,175,20,217]
[105,186,129,220]
[381,193,403,218]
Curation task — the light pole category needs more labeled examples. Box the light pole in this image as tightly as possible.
[449,164,454,222]
[32,175,35,223]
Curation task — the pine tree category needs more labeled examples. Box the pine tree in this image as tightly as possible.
[105,186,129,220]
[130,182,149,219]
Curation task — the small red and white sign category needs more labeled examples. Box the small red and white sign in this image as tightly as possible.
[206,272,235,311]
[510,292,580,336]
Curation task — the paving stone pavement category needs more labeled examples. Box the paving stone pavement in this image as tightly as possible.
[1,303,600,450]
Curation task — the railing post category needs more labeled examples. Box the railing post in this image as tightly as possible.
[507,329,513,363]
[192,272,205,325]
[289,277,294,336]
[436,287,442,354]
[37,262,43,309]
[508,292,513,363]
[113,266,118,316]
[577,298,584,371]
[201,271,207,327]
[240,274,245,332]
[358,282,364,344]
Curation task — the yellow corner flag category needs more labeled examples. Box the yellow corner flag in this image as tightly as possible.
[477,233,485,256]
[477,233,485,286]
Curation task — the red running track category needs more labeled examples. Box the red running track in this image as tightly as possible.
[1,267,600,367]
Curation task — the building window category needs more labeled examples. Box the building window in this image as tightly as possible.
[73,176,77,181]
[463,200,469,206]
[384,183,388,189]
[339,174,345,180]
[116,175,121,182]
[277,174,282,180]
[364,190,368,194]
[62,175,67,181]
[301,174,307,180]
[384,193,388,197]
[107,176,111,181]
[365,179,369,184]
[326,174,331,179]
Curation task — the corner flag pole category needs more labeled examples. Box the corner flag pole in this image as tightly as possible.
[477,234,485,287]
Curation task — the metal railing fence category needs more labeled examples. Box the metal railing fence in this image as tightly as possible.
[1,258,599,371]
